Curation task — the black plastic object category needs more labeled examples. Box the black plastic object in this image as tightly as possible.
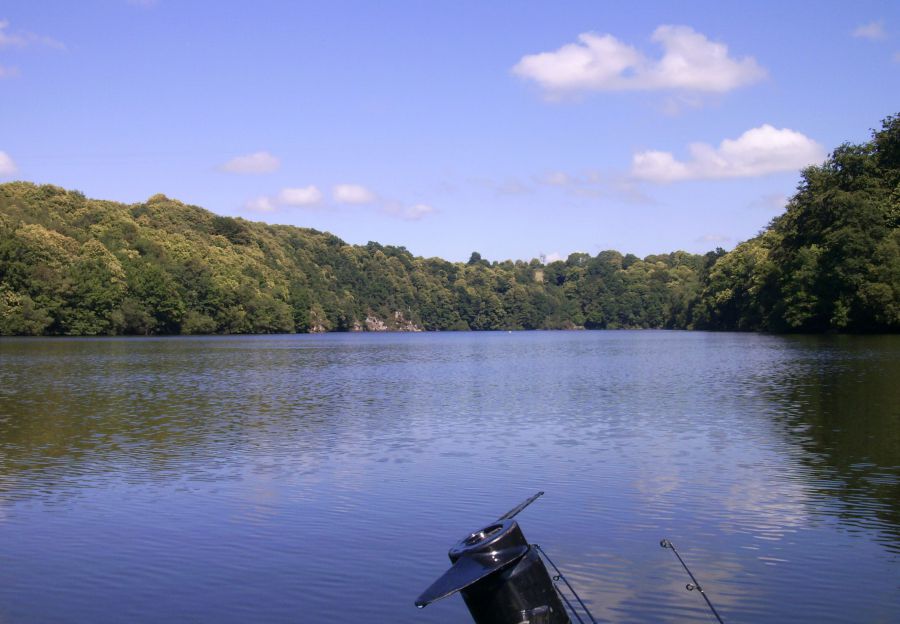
[415,494,570,624]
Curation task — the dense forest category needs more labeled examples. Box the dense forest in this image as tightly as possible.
[0,114,897,336]
[696,113,899,332]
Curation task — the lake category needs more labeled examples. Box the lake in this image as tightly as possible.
[0,331,898,623]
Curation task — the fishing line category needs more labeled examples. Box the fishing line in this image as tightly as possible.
[533,543,598,624]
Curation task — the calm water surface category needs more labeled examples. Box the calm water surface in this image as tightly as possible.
[0,332,898,623]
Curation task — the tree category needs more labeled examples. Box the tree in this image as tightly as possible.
[128,262,185,334]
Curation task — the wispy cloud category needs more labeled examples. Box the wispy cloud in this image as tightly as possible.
[632,125,824,183]
[513,25,766,97]
[219,151,280,174]
[852,20,887,41]
[0,19,65,50]
[244,183,434,221]
[126,0,160,8]
[244,195,276,213]
[333,183,376,204]
[0,19,64,78]
[246,186,322,212]
[0,151,17,176]
[402,203,435,220]
[383,202,435,221]
[277,186,323,207]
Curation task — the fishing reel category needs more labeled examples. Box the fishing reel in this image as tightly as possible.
[415,492,592,624]
[414,491,724,624]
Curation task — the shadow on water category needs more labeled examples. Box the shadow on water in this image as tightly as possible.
[755,335,900,545]
[0,337,363,500]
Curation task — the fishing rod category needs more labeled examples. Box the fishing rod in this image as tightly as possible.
[415,491,597,624]
[497,490,544,521]
[659,539,725,624]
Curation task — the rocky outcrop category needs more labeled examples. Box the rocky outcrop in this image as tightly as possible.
[361,310,422,332]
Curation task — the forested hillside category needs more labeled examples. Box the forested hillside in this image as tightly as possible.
[695,114,899,332]
[0,184,710,335]
[0,114,897,336]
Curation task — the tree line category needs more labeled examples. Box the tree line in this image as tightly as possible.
[0,114,897,336]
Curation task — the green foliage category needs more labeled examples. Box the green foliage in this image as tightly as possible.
[0,179,709,335]
[0,288,53,335]
[699,113,900,332]
[0,114,896,335]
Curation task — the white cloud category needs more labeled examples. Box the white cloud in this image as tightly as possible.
[514,32,642,94]
[276,186,322,206]
[333,184,375,204]
[632,125,825,183]
[632,151,691,182]
[399,204,434,221]
[513,25,766,96]
[0,64,18,79]
[852,21,887,40]
[893,51,900,64]
[0,19,65,50]
[245,185,323,213]
[219,151,280,174]
[246,183,433,221]
[244,195,275,212]
[0,151,17,176]
[543,252,564,263]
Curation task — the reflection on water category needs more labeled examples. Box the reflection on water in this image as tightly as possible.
[0,332,898,623]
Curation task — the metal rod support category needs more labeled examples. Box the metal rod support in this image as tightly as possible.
[497,491,545,521]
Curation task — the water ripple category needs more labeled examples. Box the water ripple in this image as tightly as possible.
[0,332,898,622]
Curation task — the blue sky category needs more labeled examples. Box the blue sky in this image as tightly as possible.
[1,1,898,262]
